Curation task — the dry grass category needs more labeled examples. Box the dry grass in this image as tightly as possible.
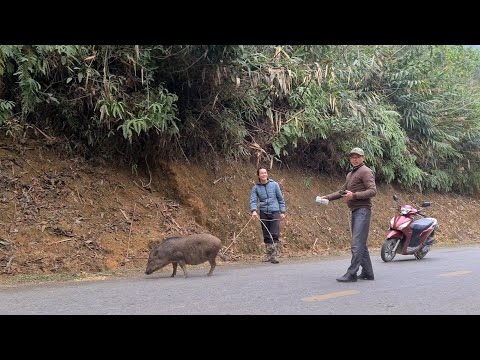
[1,136,480,285]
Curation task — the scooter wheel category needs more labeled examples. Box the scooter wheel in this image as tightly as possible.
[381,239,397,262]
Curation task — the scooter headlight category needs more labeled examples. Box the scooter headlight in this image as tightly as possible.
[400,207,410,215]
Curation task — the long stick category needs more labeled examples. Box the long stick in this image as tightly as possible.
[47,238,76,245]
[222,217,253,254]
[125,203,137,260]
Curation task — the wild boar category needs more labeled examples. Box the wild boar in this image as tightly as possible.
[145,233,226,278]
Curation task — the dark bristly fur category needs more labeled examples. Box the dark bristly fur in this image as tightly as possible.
[145,233,226,278]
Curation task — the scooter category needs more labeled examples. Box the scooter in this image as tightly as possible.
[380,195,438,262]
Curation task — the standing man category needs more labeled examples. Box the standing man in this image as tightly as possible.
[318,147,376,282]
[250,167,286,264]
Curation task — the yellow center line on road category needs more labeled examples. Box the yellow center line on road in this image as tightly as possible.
[439,271,472,277]
[302,290,360,302]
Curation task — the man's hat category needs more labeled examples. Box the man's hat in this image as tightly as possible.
[349,147,365,156]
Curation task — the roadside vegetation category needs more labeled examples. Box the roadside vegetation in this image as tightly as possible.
[2,45,480,279]
[2,45,480,193]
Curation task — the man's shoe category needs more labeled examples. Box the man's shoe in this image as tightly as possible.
[336,273,357,282]
[358,273,374,280]
[270,258,279,264]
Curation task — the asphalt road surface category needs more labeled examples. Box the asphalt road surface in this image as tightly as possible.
[0,245,479,314]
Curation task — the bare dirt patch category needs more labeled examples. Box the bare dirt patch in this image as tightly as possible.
[1,136,480,285]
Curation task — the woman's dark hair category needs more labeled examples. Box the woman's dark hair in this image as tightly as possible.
[256,167,268,176]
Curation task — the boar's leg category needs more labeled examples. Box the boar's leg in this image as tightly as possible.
[178,260,188,278]
[207,259,217,276]
[171,262,178,277]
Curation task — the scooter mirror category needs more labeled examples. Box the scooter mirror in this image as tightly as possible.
[421,201,431,208]
[393,195,399,201]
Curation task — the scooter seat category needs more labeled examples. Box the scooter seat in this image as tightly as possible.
[411,218,434,231]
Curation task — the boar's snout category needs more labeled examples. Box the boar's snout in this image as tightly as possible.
[145,263,156,275]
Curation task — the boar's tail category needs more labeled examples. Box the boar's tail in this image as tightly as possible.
[217,251,227,261]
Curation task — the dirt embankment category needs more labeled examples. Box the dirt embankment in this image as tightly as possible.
[1,137,480,278]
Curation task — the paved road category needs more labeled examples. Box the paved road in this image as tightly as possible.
[0,245,479,314]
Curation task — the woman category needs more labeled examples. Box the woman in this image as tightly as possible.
[250,167,286,263]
